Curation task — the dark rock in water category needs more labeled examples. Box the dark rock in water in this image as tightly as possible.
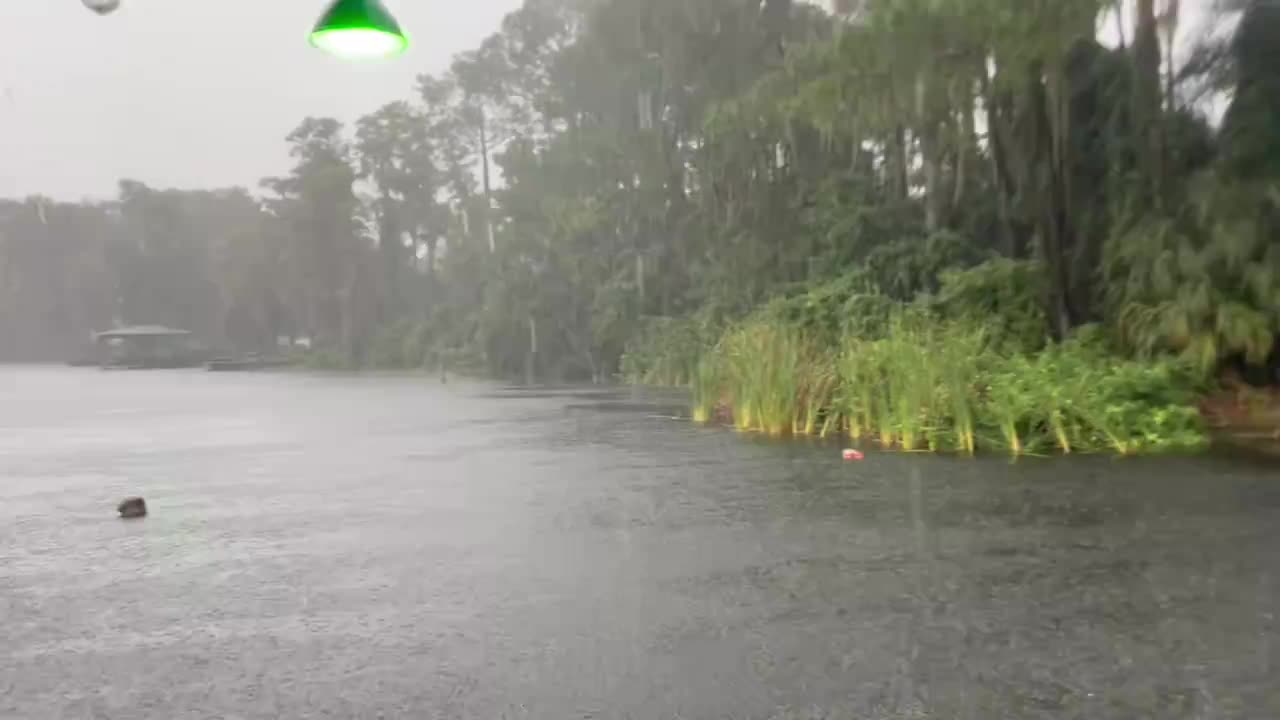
[117,497,147,519]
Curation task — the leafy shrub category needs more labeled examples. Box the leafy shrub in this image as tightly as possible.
[863,230,990,301]
[758,269,895,346]
[980,333,1207,455]
[932,258,1050,353]
[620,312,720,386]
[1104,178,1280,373]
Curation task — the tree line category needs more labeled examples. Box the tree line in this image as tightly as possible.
[2,0,1277,382]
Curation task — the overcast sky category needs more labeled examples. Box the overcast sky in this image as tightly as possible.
[1,0,1226,202]
[0,0,521,200]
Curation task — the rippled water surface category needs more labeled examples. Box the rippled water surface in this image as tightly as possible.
[2,367,1278,719]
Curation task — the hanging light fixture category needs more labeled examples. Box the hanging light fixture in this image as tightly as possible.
[310,0,409,61]
[82,0,122,15]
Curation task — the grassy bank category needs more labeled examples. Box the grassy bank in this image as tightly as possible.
[697,314,1205,456]
[625,262,1212,457]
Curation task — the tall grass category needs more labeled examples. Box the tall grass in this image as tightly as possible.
[834,313,985,453]
[705,321,842,438]
[937,325,984,454]
[690,355,722,424]
[681,310,1207,456]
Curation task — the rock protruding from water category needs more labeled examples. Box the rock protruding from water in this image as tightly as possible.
[117,497,147,519]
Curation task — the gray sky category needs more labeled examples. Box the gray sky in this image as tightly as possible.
[0,0,521,200]
[1,0,1225,201]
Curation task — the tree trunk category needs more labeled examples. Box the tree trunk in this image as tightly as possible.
[951,79,975,215]
[981,66,1022,257]
[525,315,537,385]
[377,199,402,319]
[762,0,791,62]
[891,125,909,201]
[917,73,942,232]
[479,109,495,253]
[1133,0,1165,203]
[888,81,909,200]
[1164,0,1181,111]
[421,232,438,278]
[1030,60,1083,339]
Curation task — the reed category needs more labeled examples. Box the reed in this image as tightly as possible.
[682,307,1206,456]
[937,325,983,455]
[796,353,838,437]
[690,354,722,424]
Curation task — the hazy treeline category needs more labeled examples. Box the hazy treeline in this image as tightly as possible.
[2,0,1277,381]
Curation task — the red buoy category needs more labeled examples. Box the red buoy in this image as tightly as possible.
[842,448,864,461]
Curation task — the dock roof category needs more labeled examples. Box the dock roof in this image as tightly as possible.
[94,325,192,340]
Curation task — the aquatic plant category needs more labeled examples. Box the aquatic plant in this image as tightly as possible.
[690,354,723,424]
[688,305,1208,456]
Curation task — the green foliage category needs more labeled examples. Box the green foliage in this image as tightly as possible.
[689,309,1207,456]
[698,318,839,438]
[932,259,1050,353]
[620,229,985,389]
[1105,179,1280,373]
[1219,2,1280,181]
[837,311,987,452]
[863,231,990,301]
[620,313,721,387]
[805,179,925,269]
[980,332,1207,455]
[757,270,895,347]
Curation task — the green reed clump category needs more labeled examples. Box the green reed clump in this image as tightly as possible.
[710,320,842,437]
[794,342,839,437]
[682,306,1207,456]
[834,312,985,453]
[722,322,785,436]
[936,323,986,454]
[690,354,723,424]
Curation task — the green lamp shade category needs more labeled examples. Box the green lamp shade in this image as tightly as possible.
[310,0,409,60]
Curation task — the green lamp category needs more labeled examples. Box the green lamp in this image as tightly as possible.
[310,0,409,61]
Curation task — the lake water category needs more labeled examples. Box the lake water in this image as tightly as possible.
[2,367,1278,719]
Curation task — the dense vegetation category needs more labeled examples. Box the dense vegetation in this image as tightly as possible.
[3,0,1278,453]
